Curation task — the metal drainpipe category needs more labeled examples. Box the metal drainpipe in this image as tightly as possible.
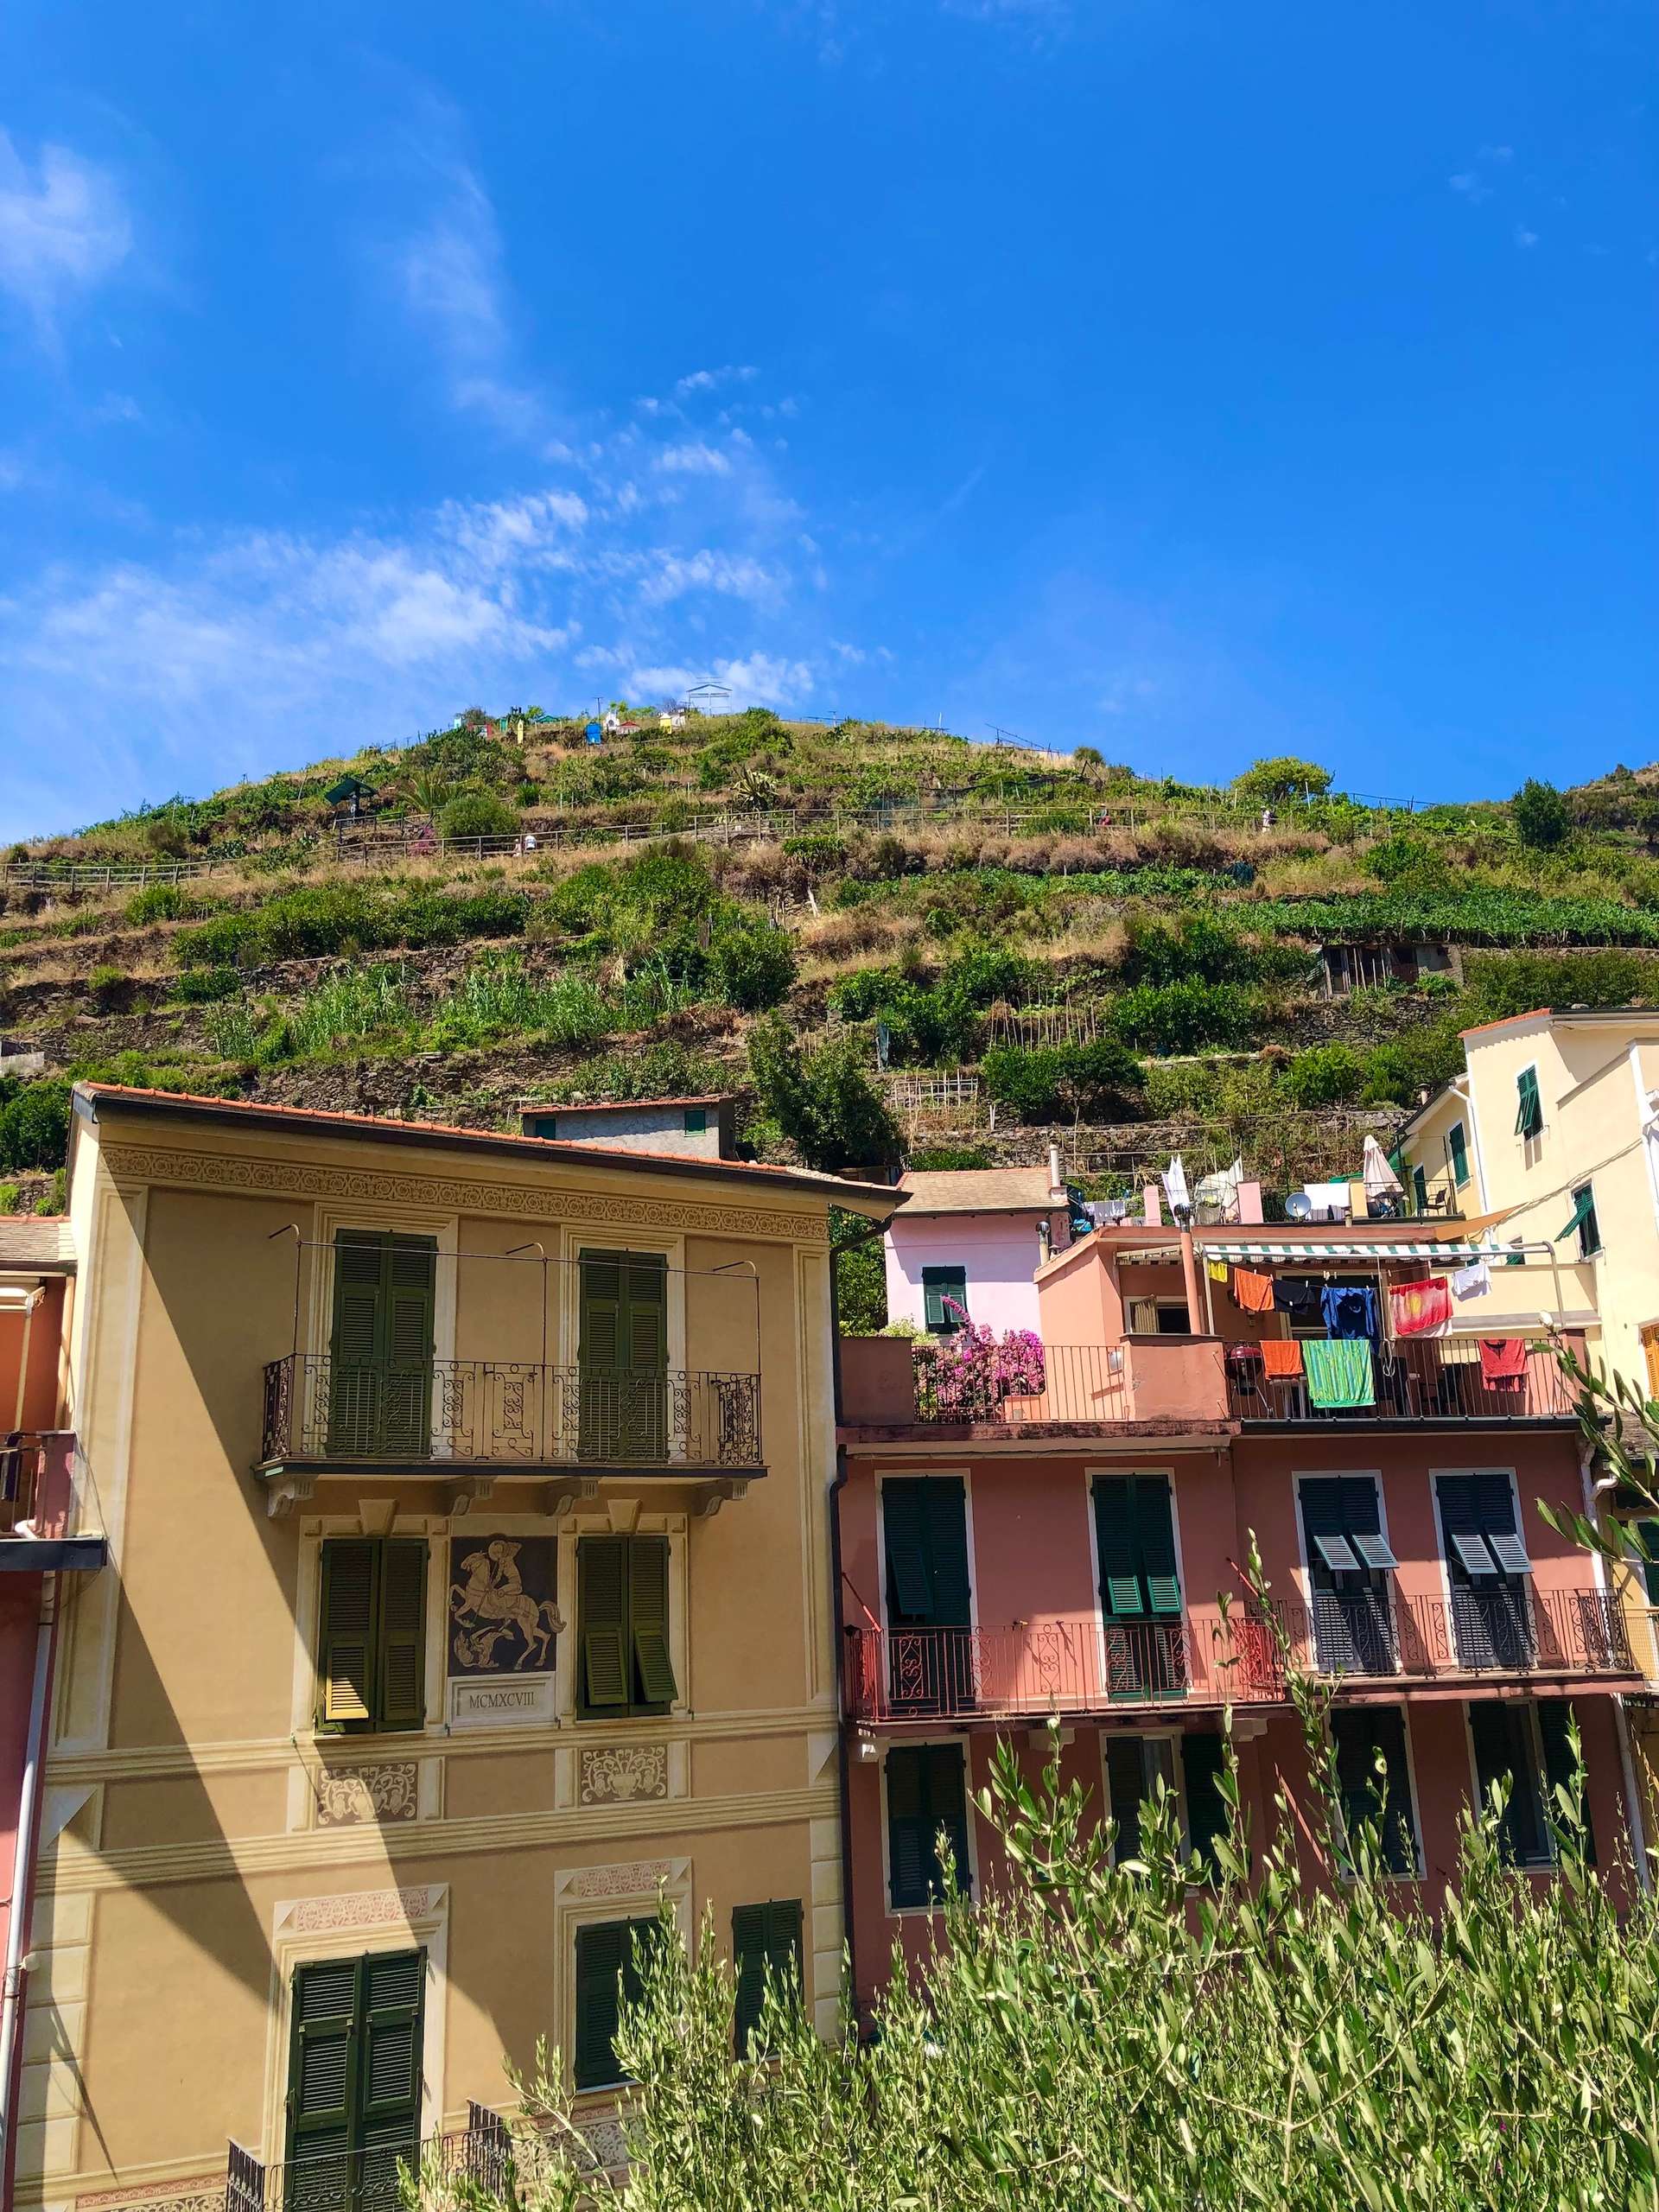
[0,1570,59,2202]
[1579,1437,1652,1891]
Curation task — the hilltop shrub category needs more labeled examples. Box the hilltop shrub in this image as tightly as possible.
[125,881,188,925]
[711,923,797,1012]
[1111,980,1255,1055]
[1465,949,1652,1021]
[982,1038,1142,1122]
[747,1017,899,1173]
[177,882,531,967]
[1231,753,1332,806]
[1513,777,1571,851]
[438,789,519,841]
[0,1080,73,1173]
[1279,1043,1365,1108]
[170,964,241,1004]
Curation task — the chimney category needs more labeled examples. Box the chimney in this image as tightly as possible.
[1047,1144,1065,1202]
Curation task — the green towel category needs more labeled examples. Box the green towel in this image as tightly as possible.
[1304,1338,1374,1408]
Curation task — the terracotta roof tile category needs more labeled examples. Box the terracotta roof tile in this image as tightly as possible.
[897,1166,1061,1216]
[0,1217,73,1271]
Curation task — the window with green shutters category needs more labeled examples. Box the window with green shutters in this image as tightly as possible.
[576,1534,677,1719]
[573,1916,659,2090]
[731,1899,803,2056]
[885,1743,972,1909]
[285,1948,424,2203]
[1447,1119,1470,1188]
[327,1231,437,1456]
[1435,1473,1535,1669]
[1514,1065,1543,1140]
[1558,1183,1600,1259]
[1091,1475,1181,1619]
[1468,1700,1549,1866]
[1636,1518,1659,1607]
[1330,1707,1419,1876]
[1297,1476,1396,1675]
[317,1539,428,1733]
[921,1266,969,1334]
[577,1250,669,1460]
[881,1478,972,1630]
[1537,1700,1596,1864]
[1412,1165,1429,1217]
[1179,1731,1230,1880]
[1104,1734,1176,1866]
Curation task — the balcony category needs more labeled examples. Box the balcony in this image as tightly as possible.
[838,1338,1230,1434]
[0,1431,105,1572]
[841,1617,1281,1726]
[1250,1585,1633,1689]
[227,2107,510,2212]
[258,1356,763,1504]
[1224,1338,1575,1426]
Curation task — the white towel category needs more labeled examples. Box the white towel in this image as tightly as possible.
[1451,1260,1491,1300]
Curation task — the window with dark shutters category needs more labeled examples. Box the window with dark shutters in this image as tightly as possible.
[1468,1700,1548,1866]
[1330,1707,1418,1875]
[327,1231,436,1457]
[578,1251,669,1460]
[1435,1474,1535,1670]
[317,1539,427,1734]
[285,1949,424,2196]
[881,1478,971,1630]
[1105,1736,1175,1865]
[576,1535,677,1719]
[886,1744,971,1909]
[1515,1066,1543,1140]
[573,1917,658,2090]
[1298,1478,1396,1675]
[1447,1120,1470,1188]
[1180,1732,1230,1879]
[731,1899,803,2056]
[920,1266,968,1334]
[1637,1519,1659,1608]
[1537,1700,1596,1864]
[1092,1476,1181,1618]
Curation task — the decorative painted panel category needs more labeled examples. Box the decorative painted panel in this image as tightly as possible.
[448,1536,560,1674]
[314,1761,420,1827]
[579,1745,668,1805]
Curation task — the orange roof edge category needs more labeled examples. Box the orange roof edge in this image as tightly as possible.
[1459,1007,1552,1039]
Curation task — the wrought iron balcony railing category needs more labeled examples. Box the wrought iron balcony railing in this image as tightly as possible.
[227,2107,511,2212]
[261,1355,762,1468]
[1249,1585,1633,1684]
[842,1617,1282,1725]
[1225,1338,1574,1424]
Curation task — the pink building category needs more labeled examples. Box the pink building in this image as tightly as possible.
[0,1223,103,2202]
[883,1164,1071,1339]
[836,1211,1641,2022]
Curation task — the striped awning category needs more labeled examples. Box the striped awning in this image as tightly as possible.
[1199,1240,1499,1263]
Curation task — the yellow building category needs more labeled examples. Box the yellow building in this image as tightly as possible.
[20,1083,895,2211]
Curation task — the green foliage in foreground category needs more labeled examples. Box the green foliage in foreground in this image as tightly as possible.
[417,1678,1656,2212]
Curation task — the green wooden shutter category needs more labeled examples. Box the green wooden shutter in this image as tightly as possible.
[732,1899,802,2056]
[329,1235,389,1454]
[921,1267,967,1333]
[1412,1166,1429,1217]
[1093,1478,1145,1618]
[579,1536,632,1713]
[1515,1067,1542,1138]
[623,1255,668,1370]
[885,1745,931,1908]
[882,1480,937,1624]
[320,1541,378,1728]
[1106,1737,1150,1864]
[629,1535,678,1708]
[1181,1731,1228,1878]
[1133,1478,1181,1617]
[376,1541,427,1730]
[1468,1701,1545,1866]
[579,1255,624,1369]
[1538,1700,1596,1864]
[923,1480,971,1630]
[579,1253,667,1459]
[286,1957,359,2171]
[1332,1708,1415,1875]
[381,1240,436,1456]
[1637,1520,1659,1607]
[929,1745,971,1895]
[355,1949,425,2202]
[573,1920,636,2090]
[1448,1121,1470,1187]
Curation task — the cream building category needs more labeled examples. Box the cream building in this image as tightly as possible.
[17,1084,895,2212]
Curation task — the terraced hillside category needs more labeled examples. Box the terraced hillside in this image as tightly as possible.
[3,708,1657,1217]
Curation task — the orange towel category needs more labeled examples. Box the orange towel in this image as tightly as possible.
[1261,1338,1304,1379]
[1231,1266,1275,1313]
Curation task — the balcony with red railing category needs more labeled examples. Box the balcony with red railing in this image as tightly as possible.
[841,1614,1282,1726]
[1224,1337,1577,1427]
[1246,1583,1635,1691]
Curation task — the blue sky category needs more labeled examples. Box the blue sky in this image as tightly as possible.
[1,0,1654,837]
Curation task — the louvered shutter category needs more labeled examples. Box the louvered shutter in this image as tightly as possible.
[320,1541,378,1727]
[623,1256,668,1370]
[381,1240,436,1457]
[1181,1731,1228,1877]
[1332,1708,1415,1875]
[573,1919,635,2090]
[377,1541,427,1730]
[732,1899,802,2056]
[579,1255,624,1370]
[329,1234,389,1453]
[1106,1737,1150,1863]
[1468,1702,1546,1866]
[882,1480,936,1624]
[886,1746,931,1908]
[1133,1478,1181,1617]
[356,1950,424,2209]
[1300,1478,1392,1673]
[924,1481,971,1629]
[629,1535,678,1708]
[1448,1122,1470,1186]
[1515,1067,1542,1138]
[1538,1700,1596,1864]
[1638,1520,1659,1608]
[927,1745,971,1896]
[1093,1478,1145,1618]
[579,1536,632,1713]
[1439,1477,1531,1669]
[286,1957,358,2177]
[921,1267,967,1334]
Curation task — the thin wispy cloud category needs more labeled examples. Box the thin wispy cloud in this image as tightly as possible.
[0,131,132,346]
[655,441,734,476]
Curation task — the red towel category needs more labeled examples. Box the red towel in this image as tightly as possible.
[1389,1276,1452,1339]
[1231,1266,1275,1313]
[1479,1338,1529,1385]
[1261,1338,1304,1379]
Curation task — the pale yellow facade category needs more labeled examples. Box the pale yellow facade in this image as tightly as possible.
[17,1087,890,2211]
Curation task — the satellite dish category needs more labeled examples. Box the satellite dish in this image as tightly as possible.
[1284,1192,1314,1222]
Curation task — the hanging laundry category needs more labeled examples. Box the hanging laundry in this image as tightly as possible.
[1231,1266,1276,1313]
[1206,1258,1230,1283]
[1272,1275,1321,1318]
[1451,1259,1491,1300]
[1479,1338,1529,1388]
[1320,1284,1378,1340]
[1389,1276,1452,1339]
[1261,1338,1305,1380]
[1304,1338,1375,1408]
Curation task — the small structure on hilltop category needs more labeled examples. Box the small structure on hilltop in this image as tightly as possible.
[1319,940,1460,997]
[323,772,378,826]
[518,1094,740,1161]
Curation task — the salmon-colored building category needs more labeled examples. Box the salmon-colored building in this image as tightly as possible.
[836,1196,1644,2017]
